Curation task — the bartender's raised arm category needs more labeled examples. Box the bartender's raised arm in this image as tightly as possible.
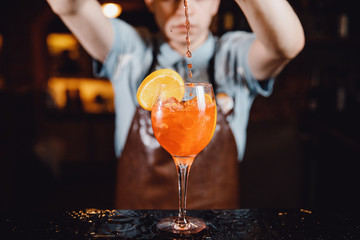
[235,0,305,80]
[47,0,113,62]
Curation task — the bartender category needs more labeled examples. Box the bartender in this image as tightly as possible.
[47,0,305,209]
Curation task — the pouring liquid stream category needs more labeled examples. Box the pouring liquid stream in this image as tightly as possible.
[184,0,192,78]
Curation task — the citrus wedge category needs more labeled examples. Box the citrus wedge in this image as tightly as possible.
[137,69,184,111]
[204,93,213,104]
[210,104,217,140]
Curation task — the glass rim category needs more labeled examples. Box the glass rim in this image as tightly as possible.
[158,82,213,88]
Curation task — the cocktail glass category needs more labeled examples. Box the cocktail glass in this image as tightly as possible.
[151,82,217,234]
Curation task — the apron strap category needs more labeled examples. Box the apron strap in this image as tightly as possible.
[208,40,218,95]
[147,37,159,75]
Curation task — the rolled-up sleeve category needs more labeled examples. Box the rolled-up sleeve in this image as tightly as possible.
[215,31,274,98]
[93,18,148,83]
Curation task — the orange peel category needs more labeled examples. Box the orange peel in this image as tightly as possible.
[136,69,184,111]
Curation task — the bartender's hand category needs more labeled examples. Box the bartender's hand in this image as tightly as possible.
[234,0,305,81]
[46,0,113,62]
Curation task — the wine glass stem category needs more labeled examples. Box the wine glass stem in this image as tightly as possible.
[176,163,191,227]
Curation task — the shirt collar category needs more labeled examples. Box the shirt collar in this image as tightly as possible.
[156,32,216,70]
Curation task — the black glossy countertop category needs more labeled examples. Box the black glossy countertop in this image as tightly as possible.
[1,209,359,239]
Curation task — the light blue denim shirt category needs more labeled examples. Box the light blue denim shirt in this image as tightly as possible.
[94,18,274,161]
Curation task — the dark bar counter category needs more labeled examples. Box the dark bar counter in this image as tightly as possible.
[1,209,359,239]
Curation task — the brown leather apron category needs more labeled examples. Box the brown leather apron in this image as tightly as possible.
[114,105,240,209]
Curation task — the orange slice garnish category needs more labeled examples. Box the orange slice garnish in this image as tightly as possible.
[204,93,213,104]
[136,69,184,111]
[205,93,217,140]
[210,104,217,140]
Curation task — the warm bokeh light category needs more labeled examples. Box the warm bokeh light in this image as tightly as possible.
[46,33,78,56]
[47,77,114,113]
[0,34,3,49]
[101,3,122,18]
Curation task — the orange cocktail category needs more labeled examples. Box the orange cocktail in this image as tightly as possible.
[151,93,216,164]
[149,82,216,234]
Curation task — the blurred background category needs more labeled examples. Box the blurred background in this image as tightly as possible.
[0,0,359,212]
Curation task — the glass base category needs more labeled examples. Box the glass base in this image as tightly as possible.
[157,216,206,234]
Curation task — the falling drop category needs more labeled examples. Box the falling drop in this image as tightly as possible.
[186,51,192,58]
